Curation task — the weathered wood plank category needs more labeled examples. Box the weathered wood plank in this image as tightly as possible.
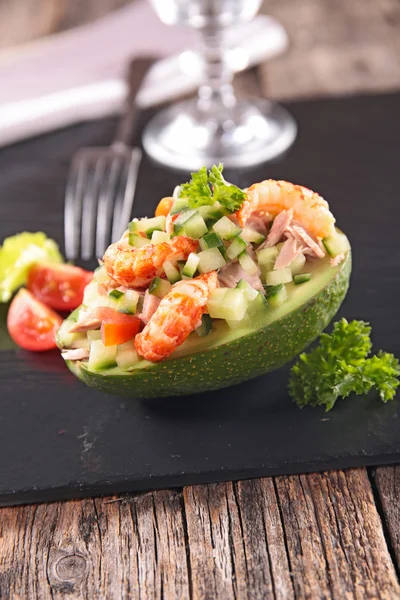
[0,491,190,599]
[183,480,294,600]
[374,466,400,569]
[275,469,400,599]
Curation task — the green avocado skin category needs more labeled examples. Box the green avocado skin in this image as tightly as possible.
[66,253,351,399]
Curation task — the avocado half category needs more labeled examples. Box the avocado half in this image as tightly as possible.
[62,249,351,399]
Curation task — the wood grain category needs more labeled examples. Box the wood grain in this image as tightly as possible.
[1,472,398,598]
[374,466,400,570]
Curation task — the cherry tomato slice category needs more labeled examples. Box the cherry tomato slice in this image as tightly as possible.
[95,307,141,347]
[7,289,62,351]
[155,196,174,217]
[27,263,93,311]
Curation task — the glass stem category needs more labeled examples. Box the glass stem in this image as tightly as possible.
[197,25,236,117]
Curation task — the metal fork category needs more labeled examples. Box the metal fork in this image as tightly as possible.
[64,56,157,261]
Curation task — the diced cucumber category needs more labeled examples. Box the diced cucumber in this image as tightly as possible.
[116,341,140,371]
[323,233,350,257]
[83,281,110,308]
[238,251,259,276]
[198,203,226,223]
[87,330,102,342]
[151,230,170,244]
[266,284,288,308]
[247,291,269,318]
[118,290,140,314]
[293,273,312,285]
[207,288,248,321]
[57,320,85,348]
[109,289,124,300]
[290,253,306,275]
[257,246,278,269]
[199,232,224,250]
[241,227,266,244]
[71,337,90,350]
[179,211,208,239]
[226,236,248,260]
[182,253,200,278]
[93,265,109,284]
[266,267,292,286]
[88,339,117,371]
[169,194,188,215]
[212,216,241,240]
[129,216,166,235]
[128,233,151,248]
[236,279,259,301]
[149,277,172,299]
[197,248,226,273]
[195,314,212,337]
[163,260,181,284]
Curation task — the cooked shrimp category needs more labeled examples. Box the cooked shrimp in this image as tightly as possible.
[236,180,336,239]
[155,196,174,217]
[103,236,197,288]
[135,272,218,362]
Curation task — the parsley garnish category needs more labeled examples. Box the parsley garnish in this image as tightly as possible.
[180,164,245,213]
[289,319,400,411]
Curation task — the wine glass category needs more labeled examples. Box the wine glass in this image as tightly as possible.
[143,0,297,170]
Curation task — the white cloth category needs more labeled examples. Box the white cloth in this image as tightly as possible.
[0,0,288,147]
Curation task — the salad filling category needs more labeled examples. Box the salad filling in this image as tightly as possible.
[59,166,350,370]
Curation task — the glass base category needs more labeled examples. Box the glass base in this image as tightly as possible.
[143,97,297,171]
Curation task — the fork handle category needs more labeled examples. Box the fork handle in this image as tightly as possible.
[113,56,157,148]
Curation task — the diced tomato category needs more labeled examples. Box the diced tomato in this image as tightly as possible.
[95,307,141,347]
[7,289,62,351]
[155,196,173,218]
[27,263,93,311]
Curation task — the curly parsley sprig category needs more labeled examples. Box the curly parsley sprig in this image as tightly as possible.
[289,319,400,411]
[180,164,246,213]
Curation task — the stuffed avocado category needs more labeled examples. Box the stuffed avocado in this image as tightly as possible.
[57,166,351,398]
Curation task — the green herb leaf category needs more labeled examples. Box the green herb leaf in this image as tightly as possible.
[208,164,246,212]
[180,166,213,208]
[289,318,400,411]
[180,164,245,213]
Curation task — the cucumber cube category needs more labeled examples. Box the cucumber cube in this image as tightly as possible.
[200,232,224,249]
[163,260,181,284]
[212,216,241,240]
[207,288,248,321]
[116,342,140,370]
[294,273,312,285]
[151,230,170,244]
[323,233,350,257]
[182,253,200,278]
[129,216,166,235]
[241,228,266,244]
[149,277,172,299]
[257,246,278,268]
[266,268,292,286]
[88,339,117,372]
[195,314,212,337]
[129,233,151,248]
[290,253,306,275]
[197,248,226,273]
[226,236,248,260]
[238,251,259,276]
[236,279,259,301]
[266,284,288,308]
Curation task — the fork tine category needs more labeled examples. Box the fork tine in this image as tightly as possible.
[95,158,123,258]
[112,148,142,242]
[81,158,105,261]
[64,155,89,260]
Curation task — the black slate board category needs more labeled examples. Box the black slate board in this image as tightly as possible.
[1,92,400,506]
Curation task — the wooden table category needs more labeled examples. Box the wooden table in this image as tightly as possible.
[2,1,400,598]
